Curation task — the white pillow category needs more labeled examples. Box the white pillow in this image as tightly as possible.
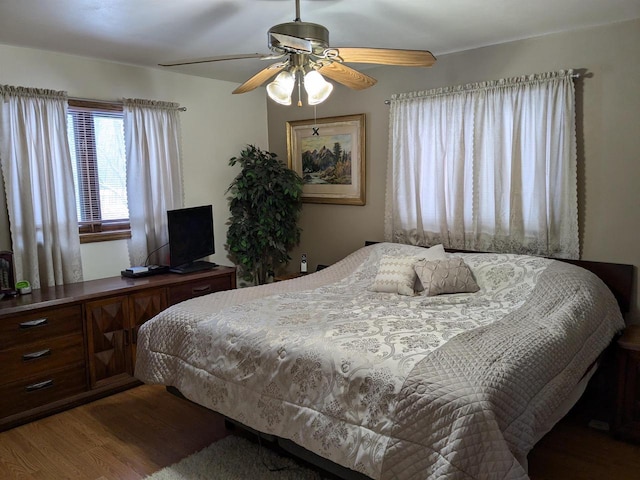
[370,254,422,295]
[420,244,446,261]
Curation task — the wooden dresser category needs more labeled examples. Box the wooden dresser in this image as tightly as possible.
[0,266,236,431]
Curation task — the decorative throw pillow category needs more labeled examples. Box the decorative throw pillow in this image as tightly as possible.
[414,257,480,296]
[411,244,447,292]
[370,255,423,296]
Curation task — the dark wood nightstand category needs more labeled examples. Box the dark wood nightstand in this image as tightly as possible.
[613,325,640,442]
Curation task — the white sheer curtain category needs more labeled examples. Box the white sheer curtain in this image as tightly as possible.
[0,85,83,288]
[386,70,579,258]
[123,98,184,266]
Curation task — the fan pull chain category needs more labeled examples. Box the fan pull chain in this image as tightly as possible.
[308,105,319,136]
[313,105,319,135]
[297,73,302,107]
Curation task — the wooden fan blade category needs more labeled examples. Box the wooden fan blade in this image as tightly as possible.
[159,53,277,67]
[232,63,287,94]
[334,47,436,67]
[318,63,377,90]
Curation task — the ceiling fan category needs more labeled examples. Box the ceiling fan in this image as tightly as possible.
[160,0,436,106]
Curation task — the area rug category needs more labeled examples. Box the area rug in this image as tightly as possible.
[145,435,324,479]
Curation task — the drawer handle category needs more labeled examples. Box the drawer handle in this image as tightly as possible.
[192,285,211,294]
[19,318,49,329]
[25,379,54,392]
[23,349,52,361]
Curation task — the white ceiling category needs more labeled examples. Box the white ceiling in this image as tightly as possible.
[1,0,639,85]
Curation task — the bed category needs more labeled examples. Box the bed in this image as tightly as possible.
[135,242,630,480]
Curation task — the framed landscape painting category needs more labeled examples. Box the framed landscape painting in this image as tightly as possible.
[286,113,365,205]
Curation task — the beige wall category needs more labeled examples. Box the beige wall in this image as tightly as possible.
[267,19,640,323]
[1,20,637,321]
[0,44,269,280]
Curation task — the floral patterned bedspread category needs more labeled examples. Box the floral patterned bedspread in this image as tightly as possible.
[135,243,624,480]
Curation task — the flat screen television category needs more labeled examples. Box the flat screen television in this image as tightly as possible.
[167,205,217,274]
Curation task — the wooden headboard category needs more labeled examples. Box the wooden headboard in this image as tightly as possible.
[559,258,634,314]
[364,241,634,314]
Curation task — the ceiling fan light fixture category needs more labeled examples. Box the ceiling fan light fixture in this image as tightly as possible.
[266,70,295,105]
[160,0,436,102]
[304,70,333,105]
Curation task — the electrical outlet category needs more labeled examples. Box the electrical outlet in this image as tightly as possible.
[301,253,308,273]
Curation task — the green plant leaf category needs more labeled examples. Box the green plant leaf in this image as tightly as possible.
[225,144,303,285]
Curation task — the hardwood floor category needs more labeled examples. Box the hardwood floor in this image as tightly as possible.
[0,384,638,479]
[0,385,228,480]
[528,405,640,479]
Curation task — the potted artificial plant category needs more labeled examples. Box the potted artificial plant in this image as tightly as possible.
[226,145,303,285]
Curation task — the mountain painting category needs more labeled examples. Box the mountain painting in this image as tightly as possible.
[300,133,352,185]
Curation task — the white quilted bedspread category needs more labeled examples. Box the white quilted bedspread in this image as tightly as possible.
[135,243,624,480]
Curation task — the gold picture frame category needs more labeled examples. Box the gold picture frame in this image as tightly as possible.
[286,113,365,205]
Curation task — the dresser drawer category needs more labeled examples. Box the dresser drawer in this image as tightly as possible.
[0,305,82,349]
[0,364,87,418]
[168,275,232,305]
[0,333,85,385]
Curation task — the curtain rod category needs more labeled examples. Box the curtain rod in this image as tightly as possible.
[383,72,582,104]
[69,96,187,111]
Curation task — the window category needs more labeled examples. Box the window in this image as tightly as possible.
[386,70,578,258]
[67,100,130,243]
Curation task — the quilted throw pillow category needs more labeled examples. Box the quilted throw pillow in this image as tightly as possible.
[414,257,480,296]
[370,255,423,296]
